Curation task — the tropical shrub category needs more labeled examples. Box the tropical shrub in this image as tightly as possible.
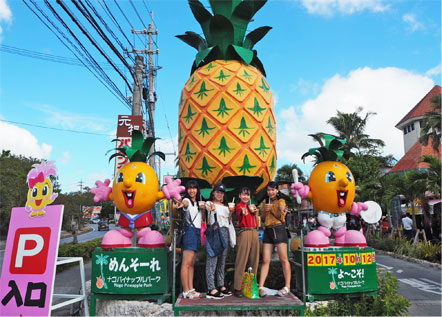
[58,238,101,259]
[368,235,441,263]
[304,270,409,316]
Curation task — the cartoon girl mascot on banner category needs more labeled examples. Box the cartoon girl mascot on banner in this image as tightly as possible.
[91,130,185,248]
[25,161,58,217]
[291,134,368,248]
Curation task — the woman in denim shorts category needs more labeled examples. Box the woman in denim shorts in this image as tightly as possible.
[258,181,291,297]
[177,180,205,299]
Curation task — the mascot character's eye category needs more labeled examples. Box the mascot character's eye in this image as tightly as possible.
[32,187,38,197]
[346,172,353,182]
[325,171,336,183]
[136,172,145,184]
[42,185,49,196]
[117,172,124,183]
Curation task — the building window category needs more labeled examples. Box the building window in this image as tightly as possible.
[404,128,407,134]
[411,123,415,130]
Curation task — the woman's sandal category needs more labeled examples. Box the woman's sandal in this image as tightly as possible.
[276,286,290,297]
[182,289,191,298]
[190,289,203,299]
[183,289,201,299]
[206,289,224,299]
[218,287,232,296]
[258,287,267,297]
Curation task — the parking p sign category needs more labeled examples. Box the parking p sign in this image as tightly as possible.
[0,205,63,316]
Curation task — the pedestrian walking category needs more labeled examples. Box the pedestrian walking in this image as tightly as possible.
[402,214,413,241]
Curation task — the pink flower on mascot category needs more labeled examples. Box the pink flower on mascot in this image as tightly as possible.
[291,134,367,248]
[91,131,184,248]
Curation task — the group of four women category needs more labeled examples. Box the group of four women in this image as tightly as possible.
[177,180,291,300]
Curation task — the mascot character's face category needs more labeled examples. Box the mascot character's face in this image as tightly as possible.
[308,161,355,214]
[112,162,159,214]
[27,176,55,210]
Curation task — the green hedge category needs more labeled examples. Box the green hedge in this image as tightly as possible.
[304,270,409,316]
[58,238,101,259]
[367,235,441,263]
[56,238,101,273]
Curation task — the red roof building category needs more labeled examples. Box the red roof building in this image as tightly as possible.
[390,85,441,173]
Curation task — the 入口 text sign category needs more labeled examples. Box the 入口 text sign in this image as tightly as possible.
[0,205,64,316]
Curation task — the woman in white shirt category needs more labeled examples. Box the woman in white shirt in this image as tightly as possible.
[205,183,235,299]
[176,180,204,299]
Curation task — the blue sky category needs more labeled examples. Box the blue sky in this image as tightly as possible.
[0,0,440,193]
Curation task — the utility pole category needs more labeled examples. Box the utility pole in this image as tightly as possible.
[78,180,84,193]
[132,55,145,116]
[128,11,161,168]
[158,152,176,185]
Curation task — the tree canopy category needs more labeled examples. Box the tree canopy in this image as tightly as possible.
[275,163,306,183]
[419,94,441,154]
[0,150,40,236]
[326,107,385,156]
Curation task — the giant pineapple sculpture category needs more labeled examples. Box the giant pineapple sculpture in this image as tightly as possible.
[177,0,276,191]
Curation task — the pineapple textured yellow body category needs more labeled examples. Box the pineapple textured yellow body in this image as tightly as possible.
[178,60,276,190]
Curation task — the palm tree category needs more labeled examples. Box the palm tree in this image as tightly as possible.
[326,107,385,156]
[418,154,441,196]
[399,170,428,230]
[419,94,441,154]
[275,164,306,183]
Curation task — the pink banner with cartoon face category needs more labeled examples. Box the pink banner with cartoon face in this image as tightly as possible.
[0,205,64,316]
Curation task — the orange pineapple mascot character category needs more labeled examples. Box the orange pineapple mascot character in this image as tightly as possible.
[291,134,368,248]
[91,131,184,248]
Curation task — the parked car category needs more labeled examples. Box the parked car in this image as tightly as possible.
[90,217,100,224]
[98,220,109,231]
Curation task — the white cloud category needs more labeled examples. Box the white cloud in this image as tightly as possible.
[87,172,111,188]
[301,0,389,17]
[426,64,441,77]
[0,0,11,22]
[155,136,178,179]
[290,78,321,96]
[402,13,424,32]
[0,0,12,40]
[26,103,113,133]
[59,151,71,165]
[0,121,52,159]
[276,66,434,168]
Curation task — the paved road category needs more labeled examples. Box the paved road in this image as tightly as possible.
[377,253,441,316]
[60,223,117,244]
[0,223,115,270]
[51,260,92,315]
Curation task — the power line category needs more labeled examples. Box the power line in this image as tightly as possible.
[142,0,158,30]
[56,0,133,92]
[129,0,148,31]
[42,0,132,108]
[83,0,134,63]
[0,119,113,136]
[97,0,133,50]
[0,44,123,69]
[74,0,134,72]
[24,0,131,109]
[112,0,144,44]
